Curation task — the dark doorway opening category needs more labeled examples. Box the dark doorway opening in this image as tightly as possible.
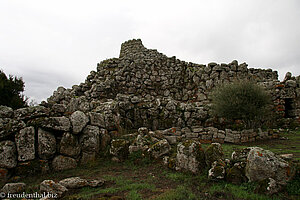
[284,98,293,118]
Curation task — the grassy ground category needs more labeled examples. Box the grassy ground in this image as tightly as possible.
[20,130,300,200]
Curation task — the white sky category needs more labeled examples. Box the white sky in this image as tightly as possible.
[0,0,300,103]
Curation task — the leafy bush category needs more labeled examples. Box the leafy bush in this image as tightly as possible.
[211,80,272,129]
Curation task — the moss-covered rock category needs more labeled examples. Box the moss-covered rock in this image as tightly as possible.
[110,139,130,160]
[204,143,224,167]
[147,139,171,159]
[208,159,226,181]
[176,140,205,173]
[226,162,247,184]
[246,147,293,185]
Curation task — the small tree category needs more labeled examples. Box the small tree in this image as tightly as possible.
[211,80,272,129]
[0,70,27,109]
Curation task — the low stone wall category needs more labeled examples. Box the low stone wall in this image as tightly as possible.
[0,102,280,183]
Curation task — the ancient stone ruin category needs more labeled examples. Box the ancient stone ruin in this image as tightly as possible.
[0,39,299,195]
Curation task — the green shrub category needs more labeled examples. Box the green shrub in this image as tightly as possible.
[211,80,272,129]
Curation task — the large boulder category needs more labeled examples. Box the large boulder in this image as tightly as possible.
[38,129,56,160]
[80,125,100,153]
[176,140,205,173]
[59,132,81,158]
[0,140,17,168]
[204,143,224,167]
[147,139,171,159]
[245,147,293,185]
[94,101,120,131]
[70,111,89,134]
[40,180,68,198]
[41,116,71,132]
[58,177,105,189]
[15,126,35,161]
[52,155,77,171]
[59,177,88,189]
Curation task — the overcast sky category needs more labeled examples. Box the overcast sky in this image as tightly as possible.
[0,0,300,103]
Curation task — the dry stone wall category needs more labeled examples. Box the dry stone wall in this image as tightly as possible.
[0,39,300,180]
[46,39,300,130]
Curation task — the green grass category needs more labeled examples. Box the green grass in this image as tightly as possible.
[127,190,143,200]
[65,175,156,199]
[17,130,300,199]
[154,185,197,200]
[208,183,277,200]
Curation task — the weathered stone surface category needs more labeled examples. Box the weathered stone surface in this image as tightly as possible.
[67,96,90,113]
[0,140,17,168]
[164,136,177,144]
[176,140,205,173]
[89,112,105,128]
[70,111,89,134]
[58,176,104,189]
[0,118,25,139]
[40,180,68,198]
[15,126,35,161]
[52,103,66,113]
[208,160,226,180]
[59,177,88,189]
[231,147,254,163]
[148,139,171,159]
[80,125,100,153]
[1,182,26,194]
[205,143,224,167]
[245,147,292,185]
[110,139,130,159]
[14,106,49,120]
[41,116,71,132]
[0,105,13,118]
[226,162,247,184]
[94,101,119,131]
[60,132,81,158]
[52,155,77,171]
[38,129,56,160]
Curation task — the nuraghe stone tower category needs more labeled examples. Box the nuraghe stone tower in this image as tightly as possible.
[0,39,299,177]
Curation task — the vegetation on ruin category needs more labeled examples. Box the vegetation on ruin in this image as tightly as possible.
[211,80,272,129]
